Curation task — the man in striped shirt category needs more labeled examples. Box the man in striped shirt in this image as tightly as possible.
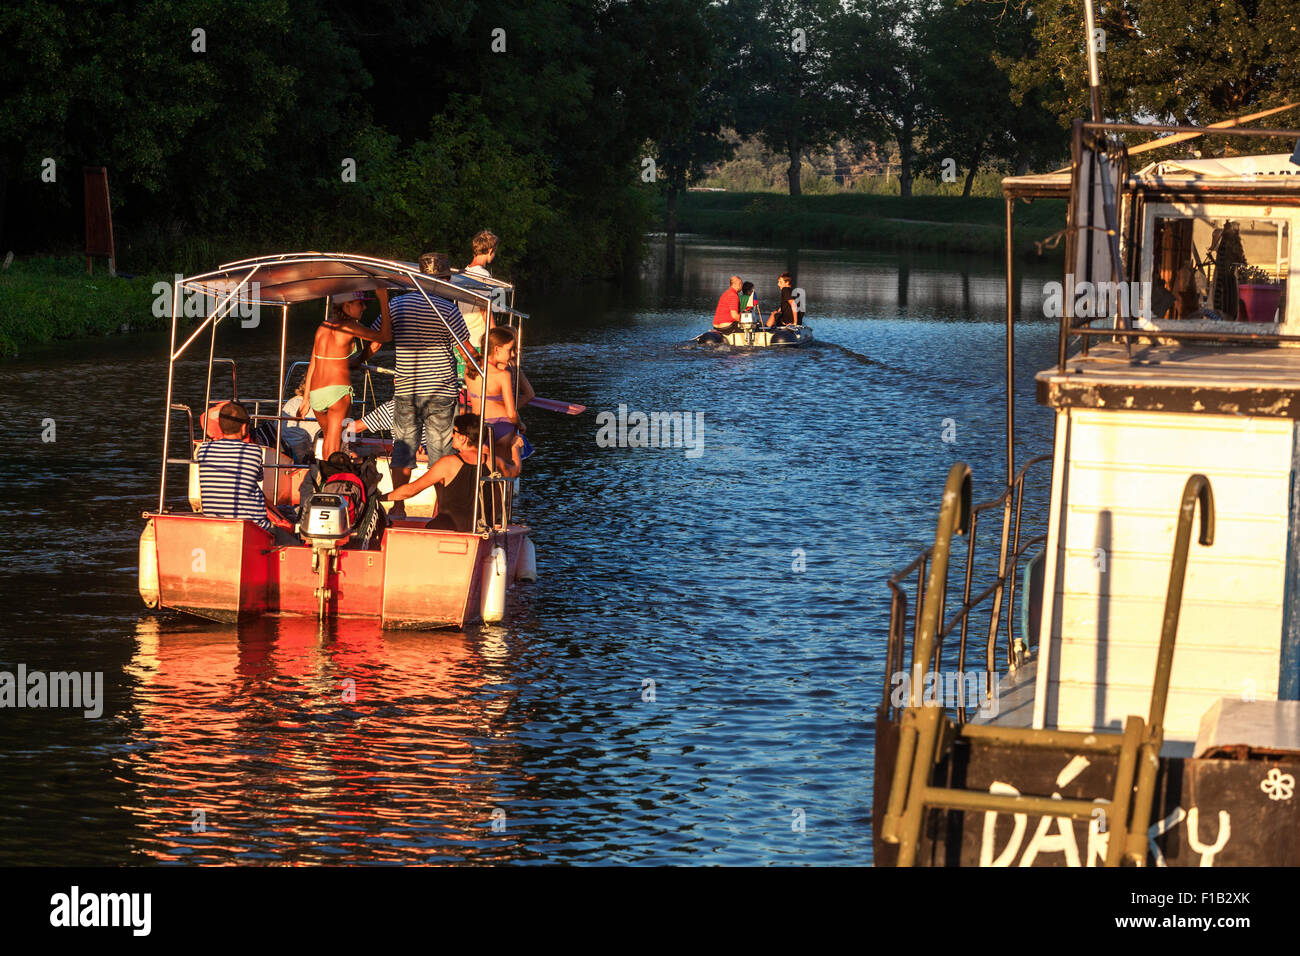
[387,252,477,513]
[358,400,394,434]
[194,402,274,531]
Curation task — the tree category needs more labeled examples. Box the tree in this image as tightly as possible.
[833,0,939,199]
[1004,0,1300,133]
[0,0,361,249]
[735,0,851,195]
[623,1,740,244]
[915,1,1064,195]
[340,104,553,264]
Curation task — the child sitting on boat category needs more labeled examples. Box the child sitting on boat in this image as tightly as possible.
[738,281,760,324]
[466,326,535,459]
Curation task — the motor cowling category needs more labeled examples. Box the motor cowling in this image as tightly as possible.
[302,493,353,547]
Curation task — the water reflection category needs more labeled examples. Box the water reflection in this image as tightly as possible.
[1,236,1064,865]
[636,239,1049,321]
[121,616,527,863]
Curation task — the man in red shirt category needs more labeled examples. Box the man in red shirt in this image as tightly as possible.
[713,275,743,331]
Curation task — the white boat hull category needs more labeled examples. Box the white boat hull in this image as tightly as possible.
[697,324,813,348]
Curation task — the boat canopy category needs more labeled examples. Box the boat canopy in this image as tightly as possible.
[1136,153,1300,179]
[178,252,515,310]
[1004,152,1300,201]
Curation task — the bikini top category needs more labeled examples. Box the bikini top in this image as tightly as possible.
[312,318,369,361]
[313,342,362,361]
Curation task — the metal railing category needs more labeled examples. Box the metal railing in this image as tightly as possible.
[879,467,1215,867]
[1052,117,1300,372]
[881,454,1051,725]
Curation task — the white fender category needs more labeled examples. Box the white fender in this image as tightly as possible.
[188,459,202,512]
[138,519,160,608]
[481,545,508,622]
[516,536,537,582]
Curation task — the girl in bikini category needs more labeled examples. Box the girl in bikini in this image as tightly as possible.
[299,289,391,459]
[466,326,535,459]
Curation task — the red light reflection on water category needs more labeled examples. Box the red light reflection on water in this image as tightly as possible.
[122,614,525,863]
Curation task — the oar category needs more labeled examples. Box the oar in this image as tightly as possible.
[364,364,581,413]
[528,396,586,414]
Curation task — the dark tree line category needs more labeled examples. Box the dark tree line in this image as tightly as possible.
[3,0,1298,277]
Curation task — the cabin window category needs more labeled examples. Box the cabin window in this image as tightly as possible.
[1148,215,1289,323]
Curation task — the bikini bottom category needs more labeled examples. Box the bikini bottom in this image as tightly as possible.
[310,384,354,412]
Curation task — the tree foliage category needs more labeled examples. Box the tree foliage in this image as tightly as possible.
[734,0,852,195]
[1004,0,1300,130]
[5,0,1300,279]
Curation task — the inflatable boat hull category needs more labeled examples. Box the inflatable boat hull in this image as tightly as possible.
[696,324,813,348]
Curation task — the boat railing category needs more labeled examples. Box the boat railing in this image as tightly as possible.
[879,470,1215,866]
[881,454,1052,726]
[479,474,515,532]
[162,404,197,472]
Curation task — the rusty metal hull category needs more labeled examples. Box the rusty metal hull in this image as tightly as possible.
[872,720,1300,866]
[149,513,528,630]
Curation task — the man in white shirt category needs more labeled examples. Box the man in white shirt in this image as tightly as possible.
[461,230,498,351]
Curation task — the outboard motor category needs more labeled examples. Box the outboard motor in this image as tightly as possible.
[296,453,385,617]
[737,309,760,345]
[302,490,357,548]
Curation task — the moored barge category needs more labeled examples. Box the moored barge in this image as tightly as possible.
[873,115,1300,866]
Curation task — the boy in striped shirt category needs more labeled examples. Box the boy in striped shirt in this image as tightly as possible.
[194,402,293,541]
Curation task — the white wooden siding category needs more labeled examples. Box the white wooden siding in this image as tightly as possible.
[1035,408,1290,741]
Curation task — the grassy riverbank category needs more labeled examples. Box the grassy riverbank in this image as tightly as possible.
[1,192,1066,354]
[0,258,170,355]
[664,192,1067,258]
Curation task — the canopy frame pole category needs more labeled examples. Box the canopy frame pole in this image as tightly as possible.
[513,310,525,414]
[473,351,489,533]
[402,271,490,379]
[202,299,220,437]
[276,303,288,459]
[473,289,494,532]
[171,267,259,362]
[1082,0,1103,123]
[158,281,183,513]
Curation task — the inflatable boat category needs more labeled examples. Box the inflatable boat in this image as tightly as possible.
[695,320,813,348]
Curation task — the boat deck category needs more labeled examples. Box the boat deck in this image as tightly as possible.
[1037,342,1300,418]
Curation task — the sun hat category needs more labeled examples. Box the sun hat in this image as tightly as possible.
[418,252,452,277]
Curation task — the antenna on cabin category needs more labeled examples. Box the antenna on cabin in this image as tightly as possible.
[1082,0,1103,122]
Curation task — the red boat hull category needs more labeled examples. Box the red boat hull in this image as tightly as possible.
[149,513,528,629]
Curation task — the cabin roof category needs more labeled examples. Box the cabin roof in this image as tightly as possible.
[1003,153,1300,202]
[177,252,516,310]
[1037,341,1300,418]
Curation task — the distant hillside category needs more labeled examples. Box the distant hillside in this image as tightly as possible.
[697,133,1008,198]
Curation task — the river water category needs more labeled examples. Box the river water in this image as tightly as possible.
[0,238,1059,865]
